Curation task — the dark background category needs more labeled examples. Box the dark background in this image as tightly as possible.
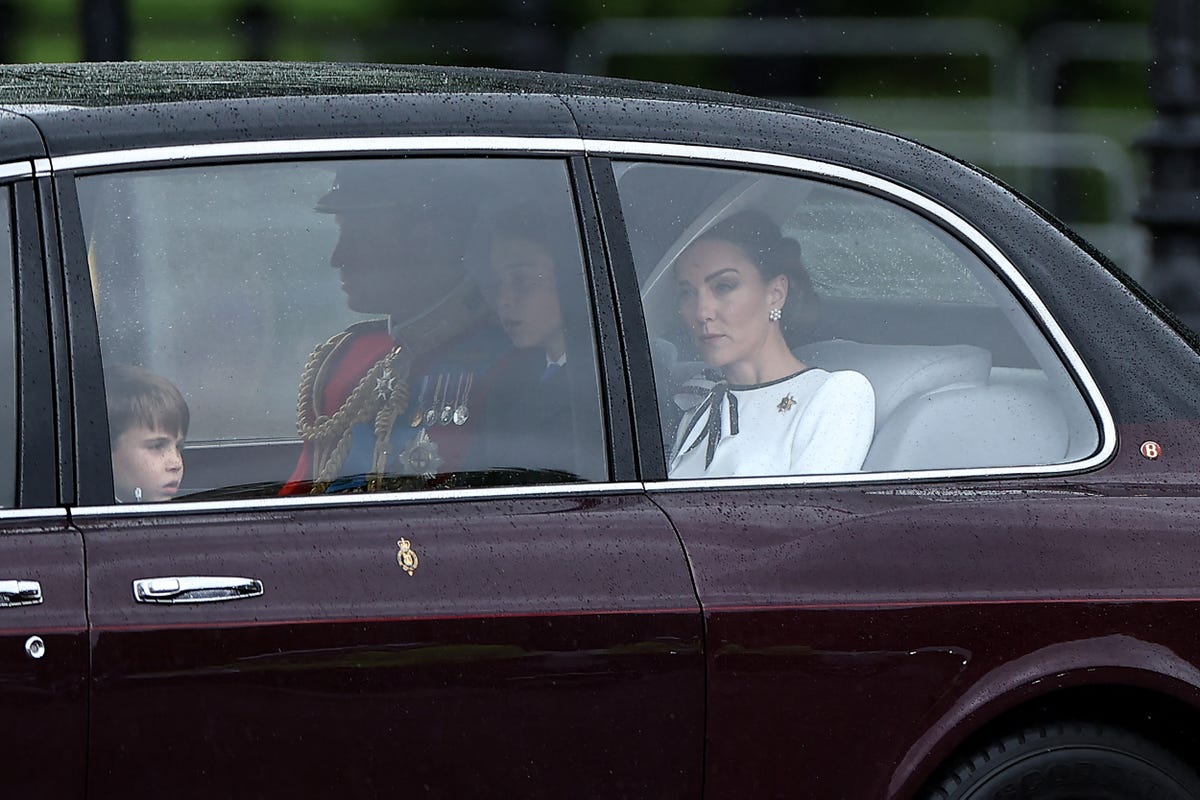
[0,1,1160,293]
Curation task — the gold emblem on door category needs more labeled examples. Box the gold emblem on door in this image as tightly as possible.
[396,538,419,576]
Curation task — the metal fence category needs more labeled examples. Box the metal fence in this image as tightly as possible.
[5,10,1153,279]
[565,16,1152,280]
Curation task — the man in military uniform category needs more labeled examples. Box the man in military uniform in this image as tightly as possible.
[281,160,507,495]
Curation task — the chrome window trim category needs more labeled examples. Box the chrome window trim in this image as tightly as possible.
[0,161,33,181]
[585,139,1116,485]
[69,481,645,518]
[50,135,1113,511]
[0,508,67,520]
[48,137,587,172]
[645,465,1095,494]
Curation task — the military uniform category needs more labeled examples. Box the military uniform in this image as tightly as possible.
[281,281,507,495]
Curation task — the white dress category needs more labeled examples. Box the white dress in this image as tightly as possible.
[669,368,875,479]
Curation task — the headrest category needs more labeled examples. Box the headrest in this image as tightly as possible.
[795,339,992,425]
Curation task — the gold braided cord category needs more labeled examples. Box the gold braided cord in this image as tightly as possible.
[315,427,353,484]
[296,331,374,441]
[369,351,413,477]
[295,328,412,489]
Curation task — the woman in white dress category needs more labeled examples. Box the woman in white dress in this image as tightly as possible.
[669,210,875,478]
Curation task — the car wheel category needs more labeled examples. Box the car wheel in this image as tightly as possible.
[925,720,1200,799]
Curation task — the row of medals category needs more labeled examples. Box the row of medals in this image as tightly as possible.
[410,372,473,428]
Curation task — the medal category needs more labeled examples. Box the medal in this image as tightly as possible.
[453,373,473,425]
[410,375,430,427]
[425,374,446,427]
[439,373,458,426]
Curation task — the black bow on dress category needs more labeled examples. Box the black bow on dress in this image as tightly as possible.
[675,382,739,469]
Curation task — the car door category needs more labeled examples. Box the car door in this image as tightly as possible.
[596,151,1156,799]
[57,147,705,798]
[0,153,89,796]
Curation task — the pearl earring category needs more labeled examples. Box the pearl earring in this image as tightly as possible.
[768,307,782,322]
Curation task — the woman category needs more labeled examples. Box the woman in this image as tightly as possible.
[669,210,875,478]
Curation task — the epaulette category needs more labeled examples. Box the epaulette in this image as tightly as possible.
[343,318,389,336]
[307,319,390,396]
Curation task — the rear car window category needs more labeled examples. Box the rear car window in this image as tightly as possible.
[614,160,1100,479]
[78,157,607,502]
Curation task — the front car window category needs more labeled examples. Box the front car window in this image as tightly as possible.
[615,161,1100,480]
[78,157,606,502]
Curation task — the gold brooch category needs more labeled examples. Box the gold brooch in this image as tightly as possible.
[777,394,796,412]
[396,537,419,576]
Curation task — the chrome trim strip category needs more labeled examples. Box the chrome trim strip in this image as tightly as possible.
[0,508,68,520]
[645,462,1095,493]
[48,136,587,172]
[0,161,33,181]
[584,139,1117,479]
[69,481,644,518]
[49,135,1114,509]
[32,158,51,177]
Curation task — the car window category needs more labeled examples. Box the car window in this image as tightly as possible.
[614,160,1100,479]
[78,157,606,502]
[0,189,15,506]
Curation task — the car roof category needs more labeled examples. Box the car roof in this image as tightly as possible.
[0,60,811,113]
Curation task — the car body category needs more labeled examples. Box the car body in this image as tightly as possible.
[1,61,1199,799]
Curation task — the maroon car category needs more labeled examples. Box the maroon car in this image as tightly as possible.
[1,61,1198,799]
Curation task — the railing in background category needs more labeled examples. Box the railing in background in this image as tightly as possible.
[565,16,1151,281]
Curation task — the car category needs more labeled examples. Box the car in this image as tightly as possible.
[1,60,1199,800]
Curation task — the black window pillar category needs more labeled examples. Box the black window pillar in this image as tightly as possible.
[82,0,130,61]
[1138,0,1200,332]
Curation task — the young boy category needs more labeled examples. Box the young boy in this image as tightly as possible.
[105,364,189,503]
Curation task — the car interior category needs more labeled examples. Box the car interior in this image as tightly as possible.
[616,161,1100,474]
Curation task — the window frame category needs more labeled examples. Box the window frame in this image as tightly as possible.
[47,135,1115,514]
[2,170,62,511]
[53,139,636,513]
[585,141,1115,490]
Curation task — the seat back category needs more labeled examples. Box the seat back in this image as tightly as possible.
[653,338,1069,473]
[863,383,1069,470]
[795,340,992,427]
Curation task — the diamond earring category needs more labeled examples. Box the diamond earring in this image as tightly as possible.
[768,307,782,322]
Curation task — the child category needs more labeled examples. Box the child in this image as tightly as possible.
[105,364,189,502]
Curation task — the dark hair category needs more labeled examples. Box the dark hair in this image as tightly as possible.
[480,200,590,333]
[696,209,820,344]
[105,365,190,440]
[482,201,566,267]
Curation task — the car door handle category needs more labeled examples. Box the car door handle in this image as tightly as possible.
[0,580,43,607]
[133,576,264,604]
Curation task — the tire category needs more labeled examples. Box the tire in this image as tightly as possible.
[924,719,1200,799]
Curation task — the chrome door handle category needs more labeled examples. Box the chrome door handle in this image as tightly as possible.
[133,576,263,604]
[0,580,43,607]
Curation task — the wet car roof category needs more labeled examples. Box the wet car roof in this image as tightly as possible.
[0,60,804,112]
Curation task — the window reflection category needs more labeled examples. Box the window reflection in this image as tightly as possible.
[79,158,607,501]
[616,161,1099,478]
